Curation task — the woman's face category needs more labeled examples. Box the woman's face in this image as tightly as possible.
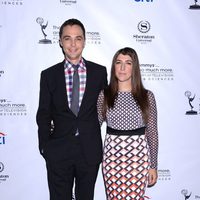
[114,53,133,83]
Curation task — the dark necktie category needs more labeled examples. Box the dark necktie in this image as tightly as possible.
[71,64,80,116]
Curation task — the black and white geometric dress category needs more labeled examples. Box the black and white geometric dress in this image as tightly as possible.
[97,90,158,200]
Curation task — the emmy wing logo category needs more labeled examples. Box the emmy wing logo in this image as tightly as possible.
[36,17,52,44]
[185,91,197,115]
[189,0,200,9]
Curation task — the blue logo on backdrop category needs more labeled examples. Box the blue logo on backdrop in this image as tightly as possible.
[0,132,6,145]
[134,0,153,2]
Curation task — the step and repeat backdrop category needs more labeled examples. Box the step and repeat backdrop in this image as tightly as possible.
[0,0,200,199]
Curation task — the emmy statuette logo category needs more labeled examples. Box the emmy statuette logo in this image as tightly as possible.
[36,17,52,44]
[185,91,197,115]
[189,0,200,9]
[181,189,192,200]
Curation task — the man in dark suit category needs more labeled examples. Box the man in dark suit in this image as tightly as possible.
[36,18,107,200]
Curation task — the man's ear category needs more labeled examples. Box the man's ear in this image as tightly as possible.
[59,39,63,47]
[59,39,63,49]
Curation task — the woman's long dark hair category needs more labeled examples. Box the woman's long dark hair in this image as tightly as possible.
[103,47,149,124]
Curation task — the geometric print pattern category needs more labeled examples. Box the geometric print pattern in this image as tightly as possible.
[102,134,150,200]
[105,91,145,130]
[97,90,158,169]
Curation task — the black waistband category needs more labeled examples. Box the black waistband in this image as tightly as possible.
[106,126,145,136]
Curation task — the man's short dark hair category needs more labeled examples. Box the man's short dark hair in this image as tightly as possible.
[59,18,86,39]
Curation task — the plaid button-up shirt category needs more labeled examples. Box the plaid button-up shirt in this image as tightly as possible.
[64,58,87,109]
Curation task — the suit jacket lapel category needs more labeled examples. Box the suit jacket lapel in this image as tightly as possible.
[56,61,70,109]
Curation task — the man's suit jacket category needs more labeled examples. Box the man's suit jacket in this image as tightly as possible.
[36,59,107,164]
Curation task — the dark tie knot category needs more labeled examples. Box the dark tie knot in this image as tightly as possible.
[72,64,79,72]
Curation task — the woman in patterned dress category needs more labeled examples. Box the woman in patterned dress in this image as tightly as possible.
[97,47,158,200]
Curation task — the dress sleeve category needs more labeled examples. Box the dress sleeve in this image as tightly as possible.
[146,90,159,169]
[97,90,105,126]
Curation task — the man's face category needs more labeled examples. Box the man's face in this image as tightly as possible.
[59,25,85,64]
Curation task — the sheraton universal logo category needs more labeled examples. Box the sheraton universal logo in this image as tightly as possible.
[1,0,23,5]
[0,162,9,183]
[133,20,155,44]
[60,0,77,6]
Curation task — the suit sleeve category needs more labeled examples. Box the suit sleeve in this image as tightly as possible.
[102,67,108,89]
[36,71,52,155]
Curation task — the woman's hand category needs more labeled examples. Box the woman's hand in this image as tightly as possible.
[148,168,158,187]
